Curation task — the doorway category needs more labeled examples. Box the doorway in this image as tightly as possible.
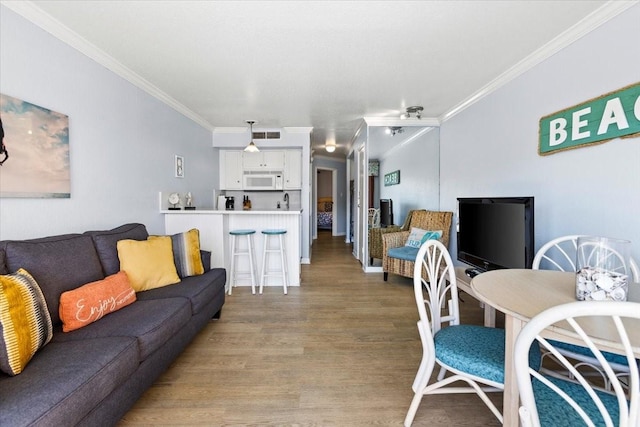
[314,166,338,239]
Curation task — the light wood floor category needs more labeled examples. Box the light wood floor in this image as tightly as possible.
[119,231,503,426]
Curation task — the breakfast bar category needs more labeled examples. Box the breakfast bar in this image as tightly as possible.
[162,210,302,287]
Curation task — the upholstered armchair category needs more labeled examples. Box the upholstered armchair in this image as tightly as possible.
[368,210,423,264]
[382,210,453,281]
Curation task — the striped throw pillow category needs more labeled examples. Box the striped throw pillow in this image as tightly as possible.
[0,268,53,376]
[150,229,204,278]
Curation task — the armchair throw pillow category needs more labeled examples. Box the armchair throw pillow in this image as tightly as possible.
[405,227,443,248]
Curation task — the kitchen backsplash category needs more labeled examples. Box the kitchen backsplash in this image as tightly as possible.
[224,190,301,211]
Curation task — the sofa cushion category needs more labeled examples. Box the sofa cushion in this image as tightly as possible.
[53,298,191,361]
[59,271,137,332]
[1,234,105,325]
[0,336,138,427]
[117,237,181,291]
[387,245,421,262]
[137,268,226,315]
[85,223,149,276]
[150,229,205,278]
[0,269,53,376]
[201,250,211,272]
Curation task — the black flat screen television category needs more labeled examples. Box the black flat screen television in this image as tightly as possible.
[380,199,393,227]
[457,197,535,276]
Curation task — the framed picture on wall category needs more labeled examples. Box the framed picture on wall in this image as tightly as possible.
[0,93,70,198]
[175,155,184,178]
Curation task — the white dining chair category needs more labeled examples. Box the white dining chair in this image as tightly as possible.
[533,235,639,390]
[404,239,541,426]
[514,301,640,427]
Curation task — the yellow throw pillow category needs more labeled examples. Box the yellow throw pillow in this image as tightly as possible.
[0,268,53,376]
[117,237,180,291]
[150,229,204,278]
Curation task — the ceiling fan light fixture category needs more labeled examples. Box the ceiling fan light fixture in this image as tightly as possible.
[243,120,259,152]
[388,126,404,136]
[404,106,424,120]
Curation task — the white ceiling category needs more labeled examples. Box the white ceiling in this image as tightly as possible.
[7,0,625,157]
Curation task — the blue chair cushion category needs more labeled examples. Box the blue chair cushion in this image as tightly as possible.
[387,246,420,262]
[549,339,631,367]
[435,325,541,384]
[532,374,623,426]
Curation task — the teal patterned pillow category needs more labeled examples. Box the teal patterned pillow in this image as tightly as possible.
[405,228,442,248]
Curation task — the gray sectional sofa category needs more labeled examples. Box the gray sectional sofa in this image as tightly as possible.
[0,223,226,427]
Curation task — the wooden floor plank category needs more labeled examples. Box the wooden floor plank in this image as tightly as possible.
[119,231,502,426]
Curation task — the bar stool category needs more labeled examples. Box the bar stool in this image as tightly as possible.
[228,229,258,295]
[260,229,289,295]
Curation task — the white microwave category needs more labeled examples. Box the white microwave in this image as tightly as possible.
[243,172,284,191]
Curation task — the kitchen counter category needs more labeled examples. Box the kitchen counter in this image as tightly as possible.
[162,210,302,288]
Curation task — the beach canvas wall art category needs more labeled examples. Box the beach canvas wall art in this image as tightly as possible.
[0,94,70,198]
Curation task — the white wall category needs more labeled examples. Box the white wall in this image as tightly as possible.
[378,128,440,226]
[440,4,640,262]
[0,6,216,239]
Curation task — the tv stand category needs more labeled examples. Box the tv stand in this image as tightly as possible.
[454,266,495,327]
[465,267,484,278]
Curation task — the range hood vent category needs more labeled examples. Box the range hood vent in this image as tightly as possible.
[252,131,281,140]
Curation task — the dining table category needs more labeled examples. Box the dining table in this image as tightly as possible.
[471,268,640,426]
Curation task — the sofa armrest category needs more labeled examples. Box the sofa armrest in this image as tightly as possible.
[200,250,211,272]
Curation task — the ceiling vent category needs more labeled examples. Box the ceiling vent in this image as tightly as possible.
[252,131,281,140]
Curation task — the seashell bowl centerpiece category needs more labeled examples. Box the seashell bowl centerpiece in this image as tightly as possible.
[575,236,631,301]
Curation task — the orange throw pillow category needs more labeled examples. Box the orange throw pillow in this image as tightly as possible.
[59,271,136,332]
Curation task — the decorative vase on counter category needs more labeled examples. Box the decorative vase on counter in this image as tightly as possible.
[575,236,631,301]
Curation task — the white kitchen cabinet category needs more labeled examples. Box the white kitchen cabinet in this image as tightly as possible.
[284,149,302,189]
[243,151,284,170]
[219,150,243,190]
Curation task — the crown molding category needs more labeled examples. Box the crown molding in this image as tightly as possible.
[439,0,638,123]
[1,0,214,131]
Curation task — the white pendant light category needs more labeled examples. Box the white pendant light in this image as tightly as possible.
[244,120,259,152]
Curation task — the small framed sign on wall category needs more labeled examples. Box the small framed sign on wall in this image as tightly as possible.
[384,170,400,186]
[175,155,184,178]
